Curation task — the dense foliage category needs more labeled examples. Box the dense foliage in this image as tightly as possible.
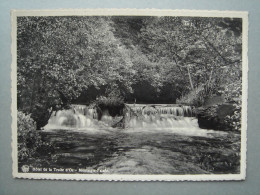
[17,16,243,129]
[18,111,53,162]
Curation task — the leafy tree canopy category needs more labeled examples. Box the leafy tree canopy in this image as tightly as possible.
[17,16,242,128]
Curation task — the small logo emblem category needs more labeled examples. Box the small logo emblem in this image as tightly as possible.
[21,165,30,173]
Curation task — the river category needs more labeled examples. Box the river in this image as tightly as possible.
[23,104,241,175]
[36,126,240,175]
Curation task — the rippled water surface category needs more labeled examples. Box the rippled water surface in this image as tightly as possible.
[32,128,241,175]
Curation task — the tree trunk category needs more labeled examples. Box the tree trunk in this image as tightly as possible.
[187,66,194,91]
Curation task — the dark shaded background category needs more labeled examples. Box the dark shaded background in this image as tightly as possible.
[0,0,259,195]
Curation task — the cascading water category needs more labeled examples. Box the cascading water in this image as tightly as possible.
[100,109,113,125]
[125,104,195,128]
[44,103,225,137]
[124,104,221,137]
[44,105,98,130]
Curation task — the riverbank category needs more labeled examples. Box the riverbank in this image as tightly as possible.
[197,103,241,131]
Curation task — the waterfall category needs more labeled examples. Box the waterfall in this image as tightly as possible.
[125,104,198,129]
[124,104,223,136]
[127,104,194,116]
[43,103,225,137]
[71,104,98,119]
[44,105,98,130]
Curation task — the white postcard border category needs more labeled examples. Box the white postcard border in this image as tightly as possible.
[11,8,248,181]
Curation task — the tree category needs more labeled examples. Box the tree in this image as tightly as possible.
[139,16,242,104]
[17,16,135,128]
[17,16,242,128]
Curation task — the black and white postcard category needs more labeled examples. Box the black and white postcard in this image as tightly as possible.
[11,9,248,181]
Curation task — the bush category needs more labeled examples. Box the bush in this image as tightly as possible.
[223,103,241,131]
[95,93,125,118]
[17,111,52,162]
[176,85,210,106]
[96,96,124,107]
[219,79,242,131]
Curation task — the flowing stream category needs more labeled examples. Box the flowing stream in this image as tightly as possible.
[38,104,241,174]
